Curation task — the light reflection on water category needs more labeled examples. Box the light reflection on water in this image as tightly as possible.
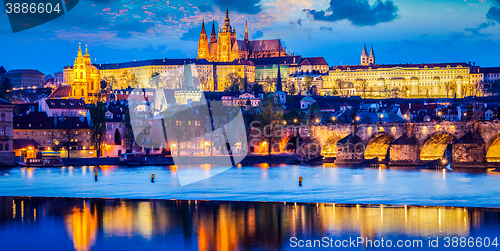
[0,197,499,250]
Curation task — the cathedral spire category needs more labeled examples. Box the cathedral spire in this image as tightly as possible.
[362,43,368,56]
[244,20,249,42]
[210,20,217,43]
[201,19,206,34]
[369,45,374,57]
[223,7,231,32]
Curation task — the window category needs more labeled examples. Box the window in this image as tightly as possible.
[1,113,4,121]
[5,144,8,151]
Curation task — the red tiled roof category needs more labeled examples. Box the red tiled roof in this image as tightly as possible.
[299,57,328,66]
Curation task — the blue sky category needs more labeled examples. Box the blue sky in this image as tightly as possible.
[1,0,499,75]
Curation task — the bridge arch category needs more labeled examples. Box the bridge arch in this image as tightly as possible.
[321,135,343,157]
[420,132,454,160]
[486,133,500,162]
[364,132,395,159]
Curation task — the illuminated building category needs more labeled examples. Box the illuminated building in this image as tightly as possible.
[95,59,215,91]
[0,99,15,165]
[324,45,472,98]
[197,8,287,62]
[1,69,44,89]
[63,43,101,103]
[215,60,255,91]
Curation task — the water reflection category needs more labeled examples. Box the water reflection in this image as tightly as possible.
[0,197,499,250]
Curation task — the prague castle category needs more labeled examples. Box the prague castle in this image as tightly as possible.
[323,45,477,98]
[197,8,287,62]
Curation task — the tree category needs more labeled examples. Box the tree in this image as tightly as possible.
[310,86,319,96]
[114,129,122,145]
[256,95,284,155]
[120,70,138,88]
[285,81,297,95]
[488,80,500,96]
[122,108,135,151]
[251,83,263,94]
[444,81,457,98]
[0,78,12,99]
[303,75,313,94]
[225,73,244,92]
[0,66,6,75]
[102,76,117,89]
[53,118,83,158]
[148,71,160,88]
[359,79,368,99]
[89,102,107,157]
[334,79,345,97]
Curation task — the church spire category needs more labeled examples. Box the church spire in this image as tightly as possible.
[201,18,206,34]
[222,7,231,32]
[244,20,249,42]
[77,42,82,57]
[210,20,217,43]
[368,44,375,65]
[362,43,368,56]
[84,44,89,57]
[276,43,282,92]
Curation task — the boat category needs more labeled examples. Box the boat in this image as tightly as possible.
[21,151,63,167]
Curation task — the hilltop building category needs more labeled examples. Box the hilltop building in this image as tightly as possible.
[197,8,287,62]
[323,45,473,98]
[63,43,101,103]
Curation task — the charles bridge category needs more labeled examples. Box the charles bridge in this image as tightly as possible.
[284,121,500,167]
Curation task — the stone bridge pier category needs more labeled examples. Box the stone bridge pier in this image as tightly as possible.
[307,121,500,167]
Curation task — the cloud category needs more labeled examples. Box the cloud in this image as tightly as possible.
[180,21,219,41]
[486,6,500,22]
[252,30,263,39]
[197,3,213,12]
[320,26,333,31]
[141,45,167,53]
[465,21,493,37]
[212,0,262,14]
[304,0,399,26]
[180,23,204,41]
[113,21,153,38]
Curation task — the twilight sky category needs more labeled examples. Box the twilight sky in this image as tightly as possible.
[1,0,500,75]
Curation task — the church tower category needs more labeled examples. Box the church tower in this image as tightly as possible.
[361,44,369,66]
[210,20,217,43]
[368,45,375,65]
[197,19,209,59]
[244,20,249,43]
[217,8,237,62]
[71,43,100,103]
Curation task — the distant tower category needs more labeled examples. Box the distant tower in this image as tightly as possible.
[368,45,375,65]
[244,20,249,43]
[217,8,237,62]
[210,20,217,43]
[197,19,209,59]
[361,44,369,66]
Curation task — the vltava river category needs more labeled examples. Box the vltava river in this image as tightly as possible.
[0,164,499,207]
[0,197,498,250]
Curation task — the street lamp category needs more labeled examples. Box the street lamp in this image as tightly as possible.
[379,114,383,124]
[331,116,336,121]
[293,119,298,123]
[315,118,320,124]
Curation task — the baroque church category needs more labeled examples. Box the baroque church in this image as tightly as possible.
[63,43,101,103]
[197,8,287,62]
